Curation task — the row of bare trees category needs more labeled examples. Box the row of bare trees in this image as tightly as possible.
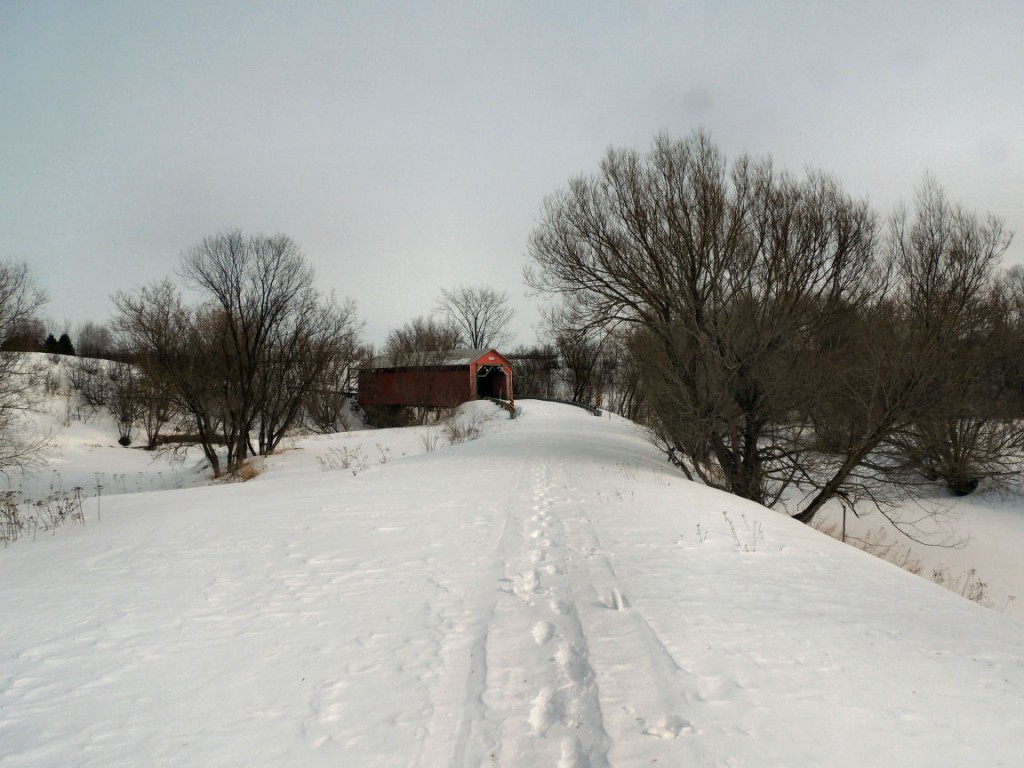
[526,132,1021,530]
[0,240,522,473]
[382,286,515,367]
[113,231,363,476]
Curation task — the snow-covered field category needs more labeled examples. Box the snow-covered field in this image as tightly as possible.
[3,383,1024,765]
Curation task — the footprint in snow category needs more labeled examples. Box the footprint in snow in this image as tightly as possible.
[550,598,574,615]
[528,687,562,735]
[512,570,541,601]
[642,715,694,739]
[532,620,554,645]
[555,642,591,685]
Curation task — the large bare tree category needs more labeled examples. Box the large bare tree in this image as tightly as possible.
[436,285,514,349]
[177,231,312,467]
[528,133,879,510]
[787,180,1012,532]
[527,133,1012,530]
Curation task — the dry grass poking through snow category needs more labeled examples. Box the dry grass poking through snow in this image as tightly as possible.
[0,487,87,545]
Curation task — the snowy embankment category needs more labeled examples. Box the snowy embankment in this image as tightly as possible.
[814,485,1024,619]
[3,400,1024,767]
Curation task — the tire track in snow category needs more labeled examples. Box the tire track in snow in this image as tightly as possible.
[551,464,708,765]
[412,457,623,768]
[413,444,717,767]
[407,456,534,768]
[408,458,614,767]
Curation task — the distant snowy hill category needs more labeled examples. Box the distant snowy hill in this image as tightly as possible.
[3,392,1024,766]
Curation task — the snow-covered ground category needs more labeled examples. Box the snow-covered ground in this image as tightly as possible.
[813,485,1024,620]
[3,390,1024,766]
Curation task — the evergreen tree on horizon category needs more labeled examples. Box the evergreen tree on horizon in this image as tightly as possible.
[57,332,75,356]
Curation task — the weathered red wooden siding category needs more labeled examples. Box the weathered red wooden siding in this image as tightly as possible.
[358,368,472,408]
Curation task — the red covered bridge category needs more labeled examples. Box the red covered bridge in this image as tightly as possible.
[358,348,513,409]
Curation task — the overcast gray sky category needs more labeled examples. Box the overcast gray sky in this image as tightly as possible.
[3,1,1022,346]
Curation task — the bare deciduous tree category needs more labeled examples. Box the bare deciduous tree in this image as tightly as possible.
[134,360,175,451]
[436,285,514,349]
[0,263,47,344]
[115,232,362,476]
[857,183,1020,498]
[527,133,1014,532]
[178,231,314,469]
[378,316,462,424]
[996,265,1024,414]
[75,321,115,359]
[114,280,227,475]
[550,324,610,406]
[0,317,44,352]
[255,296,362,453]
[508,344,558,399]
[105,360,143,446]
[384,316,461,366]
[304,341,373,433]
[528,133,880,511]
[0,262,50,471]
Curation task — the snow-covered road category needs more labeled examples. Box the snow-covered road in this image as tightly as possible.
[3,401,1024,766]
